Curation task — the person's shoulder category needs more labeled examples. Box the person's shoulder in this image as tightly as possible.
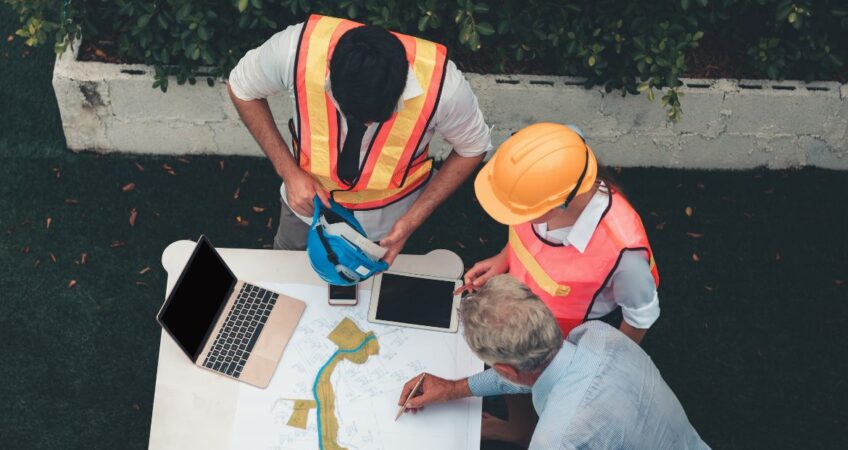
[567,321,629,351]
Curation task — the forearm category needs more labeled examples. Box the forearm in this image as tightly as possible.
[619,321,648,344]
[467,369,531,397]
[227,84,297,179]
[402,151,484,227]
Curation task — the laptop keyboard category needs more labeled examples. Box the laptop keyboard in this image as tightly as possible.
[201,283,278,378]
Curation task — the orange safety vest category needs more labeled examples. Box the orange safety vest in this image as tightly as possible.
[507,190,659,335]
[290,15,447,210]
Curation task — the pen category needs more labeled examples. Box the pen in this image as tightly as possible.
[395,373,426,421]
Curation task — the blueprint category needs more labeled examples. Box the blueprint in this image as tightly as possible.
[229,283,483,450]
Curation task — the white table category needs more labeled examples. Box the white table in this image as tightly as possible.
[149,240,467,450]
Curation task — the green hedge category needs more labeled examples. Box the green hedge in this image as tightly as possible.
[5,0,848,120]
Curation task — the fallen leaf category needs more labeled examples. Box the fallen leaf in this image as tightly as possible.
[81,253,88,265]
[49,252,57,263]
[262,244,273,249]
[53,167,61,179]
[686,232,704,238]
[655,221,666,230]
[742,212,754,219]
[684,207,693,217]
[134,162,145,172]
[692,253,700,262]
[21,245,30,254]
[252,206,266,213]
[696,182,705,189]
[774,251,781,261]
[138,266,151,275]
[266,217,273,230]
[704,286,714,291]
[764,188,775,194]
[162,163,176,175]
[94,48,106,59]
[235,216,249,227]
[177,157,191,164]
[129,208,138,227]
[233,187,241,199]
[121,182,136,192]
[110,240,126,248]
[33,259,41,268]
[219,160,225,171]
[132,403,140,411]
[835,280,845,286]
[46,217,52,229]
[455,241,465,249]
[478,236,487,245]
[65,199,79,205]
[154,212,161,218]
[68,280,78,288]
[649,211,660,217]
[136,281,148,287]
[6,35,13,43]
[240,170,250,184]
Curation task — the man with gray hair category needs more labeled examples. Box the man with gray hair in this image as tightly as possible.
[398,275,708,449]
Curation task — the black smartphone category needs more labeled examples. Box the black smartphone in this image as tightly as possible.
[328,284,358,306]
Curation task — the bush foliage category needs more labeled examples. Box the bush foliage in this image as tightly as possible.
[5,0,848,119]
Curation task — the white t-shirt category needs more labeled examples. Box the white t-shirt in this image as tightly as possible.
[531,186,661,329]
[228,23,493,240]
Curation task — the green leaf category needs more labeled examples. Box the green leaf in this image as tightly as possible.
[476,22,495,36]
[250,0,263,9]
[238,0,249,13]
[681,0,690,11]
[588,55,596,67]
[137,14,152,28]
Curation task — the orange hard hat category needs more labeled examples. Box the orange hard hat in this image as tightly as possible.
[475,123,598,225]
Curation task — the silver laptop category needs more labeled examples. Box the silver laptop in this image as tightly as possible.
[157,236,305,388]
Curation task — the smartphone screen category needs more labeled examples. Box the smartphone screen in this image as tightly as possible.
[329,284,358,305]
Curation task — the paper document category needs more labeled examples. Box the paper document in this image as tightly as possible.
[229,283,483,450]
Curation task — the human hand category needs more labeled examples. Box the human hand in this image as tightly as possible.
[379,217,417,266]
[282,166,330,216]
[456,250,509,294]
[397,373,470,413]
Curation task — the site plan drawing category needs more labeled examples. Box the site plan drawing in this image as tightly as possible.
[229,283,483,450]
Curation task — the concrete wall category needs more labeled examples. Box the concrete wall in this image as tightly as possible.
[53,44,848,169]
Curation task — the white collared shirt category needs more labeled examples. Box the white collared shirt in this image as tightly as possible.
[532,186,661,329]
[228,23,493,239]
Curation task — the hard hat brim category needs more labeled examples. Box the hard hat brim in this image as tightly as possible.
[474,147,599,226]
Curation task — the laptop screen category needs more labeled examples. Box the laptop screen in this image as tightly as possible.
[158,237,236,360]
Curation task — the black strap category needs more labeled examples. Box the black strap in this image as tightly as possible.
[315,225,356,283]
[339,118,366,185]
[562,146,590,209]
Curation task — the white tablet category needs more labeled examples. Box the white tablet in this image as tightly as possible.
[368,271,462,333]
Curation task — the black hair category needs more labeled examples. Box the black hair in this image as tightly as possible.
[329,26,408,123]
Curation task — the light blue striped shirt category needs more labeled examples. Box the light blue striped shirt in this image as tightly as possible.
[468,321,709,450]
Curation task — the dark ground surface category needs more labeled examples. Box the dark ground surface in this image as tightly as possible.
[2,5,848,450]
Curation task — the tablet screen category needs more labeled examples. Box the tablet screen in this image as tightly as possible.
[375,273,456,329]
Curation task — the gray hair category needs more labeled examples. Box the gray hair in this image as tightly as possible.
[460,275,563,372]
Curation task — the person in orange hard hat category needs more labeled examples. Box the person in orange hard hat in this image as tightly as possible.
[460,123,661,446]
[462,122,660,344]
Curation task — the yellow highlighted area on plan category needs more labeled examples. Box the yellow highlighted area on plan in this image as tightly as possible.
[285,318,379,450]
[285,399,316,430]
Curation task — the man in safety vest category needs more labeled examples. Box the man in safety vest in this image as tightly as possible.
[228,15,492,263]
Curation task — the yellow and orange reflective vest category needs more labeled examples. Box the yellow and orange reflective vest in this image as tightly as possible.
[290,15,448,210]
[507,190,659,335]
